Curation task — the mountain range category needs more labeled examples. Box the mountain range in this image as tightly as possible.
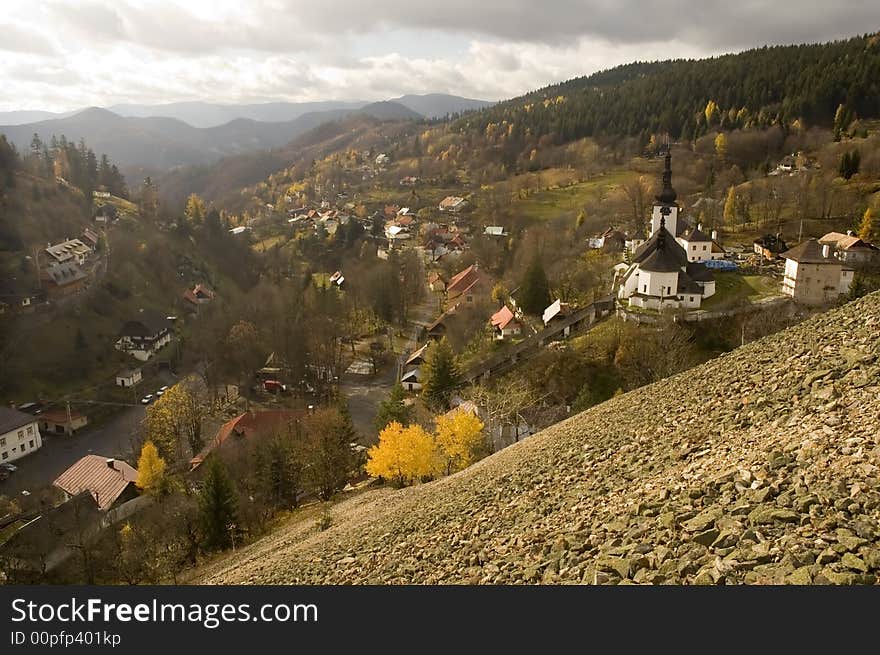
[0,94,491,178]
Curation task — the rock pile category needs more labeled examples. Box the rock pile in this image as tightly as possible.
[203,292,880,585]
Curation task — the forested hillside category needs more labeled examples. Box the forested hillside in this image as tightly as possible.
[460,34,880,154]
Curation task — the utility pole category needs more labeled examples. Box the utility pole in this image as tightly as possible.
[65,400,73,436]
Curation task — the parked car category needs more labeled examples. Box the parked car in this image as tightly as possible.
[0,463,17,473]
[140,394,154,405]
[159,385,170,392]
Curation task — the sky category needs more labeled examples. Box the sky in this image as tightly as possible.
[1,0,878,111]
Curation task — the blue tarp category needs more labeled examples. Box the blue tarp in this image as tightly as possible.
[704,259,738,271]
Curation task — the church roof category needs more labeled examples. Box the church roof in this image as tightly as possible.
[677,271,703,295]
[686,262,715,282]
[634,225,689,269]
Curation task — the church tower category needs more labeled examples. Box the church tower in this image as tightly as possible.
[650,150,679,237]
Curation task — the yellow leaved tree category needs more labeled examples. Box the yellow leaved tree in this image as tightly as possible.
[136,441,167,495]
[366,422,439,487]
[142,383,204,462]
[434,409,486,475]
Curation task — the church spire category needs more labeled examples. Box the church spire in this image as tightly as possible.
[655,149,677,205]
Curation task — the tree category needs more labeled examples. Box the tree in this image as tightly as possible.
[714,132,728,161]
[838,149,861,180]
[375,382,412,432]
[299,407,355,500]
[225,321,263,398]
[857,207,879,243]
[184,193,206,224]
[142,383,205,461]
[135,441,167,495]
[365,422,439,486]
[421,338,462,410]
[518,255,551,315]
[723,186,739,227]
[491,283,510,307]
[434,408,486,474]
[199,458,239,551]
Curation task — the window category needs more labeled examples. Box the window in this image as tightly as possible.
[0,438,5,447]
[643,285,647,293]
[27,426,33,435]
[17,430,23,439]
[692,245,696,250]
[703,245,707,251]
[29,440,34,448]
[2,452,7,460]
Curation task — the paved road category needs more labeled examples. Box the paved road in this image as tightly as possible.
[0,404,147,497]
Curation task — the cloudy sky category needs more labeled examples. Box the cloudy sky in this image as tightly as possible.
[1,0,878,111]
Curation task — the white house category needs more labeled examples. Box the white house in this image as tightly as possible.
[439,196,468,213]
[490,305,522,340]
[0,407,42,464]
[45,238,92,266]
[400,369,422,391]
[781,239,854,305]
[677,225,725,262]
[115,312,173,361]
[116,368,143,388]
[818,231,878,266]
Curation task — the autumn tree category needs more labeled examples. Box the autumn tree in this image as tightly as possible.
[365,422,439,487]
[518,255,552,315]
[142,383,205,461]
[858,207,879,243]
[714,132,728,161]
[299,407,355,500]
[723,186,739,227]
[434,409,486,474]
[136,441,167,495]
[375,382,411,432]
[184,193,206,224]
[199,458,239,551]
[421,338,462,410]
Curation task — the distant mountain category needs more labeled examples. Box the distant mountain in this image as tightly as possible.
[0,102,423,175]
[0,109,78,125]
[392,93,493,118]
[106,100,365,128]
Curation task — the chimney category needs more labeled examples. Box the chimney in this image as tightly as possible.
[711,230,718,241]
[847,230,854,237]
[106,458,116,469]
[822,244,830,259]
[697,223,703,231]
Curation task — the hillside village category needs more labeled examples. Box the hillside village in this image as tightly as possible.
[1,34,880,584]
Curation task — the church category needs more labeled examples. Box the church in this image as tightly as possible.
[616,152,717,310]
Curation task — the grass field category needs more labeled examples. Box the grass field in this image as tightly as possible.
[700,272,781,310]
[512,169,637,222]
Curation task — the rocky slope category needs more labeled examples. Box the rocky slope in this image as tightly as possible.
[202,293,880,585]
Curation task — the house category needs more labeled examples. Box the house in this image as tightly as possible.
[439,196,468,213]
[484,226,508,237]
[400,176,419,186]
[446,264,487,305]
[329,271,345,287]
[818,231,878,265]
[781,239,854,305]
[45,238,92,266]
[588,227,627,253]
[677,225,725,262]
[404,343,429,368]
[42,261,88,297]
[446,400,533,453]
[400,369,422,391]
[0,279,43,313]
[385,224,411,241]
[754,234,788,260]
[81,227,100,249]
[115,311,173,361]
[490,305,522,340]
[616,154,716,311]
[229,226,250,235]
[116,368,143,388]
[190,410,307,470]
[542,299,572,326]
[182,283,215,307]
[39,407,88,436]
[93,190,111,199]
[53,455,139,511]
[0,406,42,464]
[94,204,117,223]
[427,271,446,293]
[375,153,390,167]
[426,309,457,341]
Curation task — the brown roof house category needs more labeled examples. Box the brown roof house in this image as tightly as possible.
[39,407,89,436]
[190,409,306,470]
[781,239,854,305]
[182,283,215,308]
[115,311,173,361]
[446,264,489,306]
[42,261,88,297]
[818,231,878,266]
[53,455,139,511]
[490,305,522,340]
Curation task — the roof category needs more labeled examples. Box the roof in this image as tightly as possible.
[405,343,429,366]
[45,238,91,260]
[633,227,688,269]
[45,262,87,286]
[183,283,215,304]
[440,196,466,209]
[677,270,704,295]
[484,226,507,236]
[53,455,138,511]
[782,239,838,264]
[117,368,141,378]
[401,369,421,382]
[542,299,570,324]
[490,305,518,330]
[680,226,712,242]
[447,264,482,297]
[0,406,37,435]
[754,234,788,253]
[654,151,677,205]
[190,409,307,469]
[685,262,715,282]
[819,232,877,252]
[119,311,171,338]
[39,408,86,424]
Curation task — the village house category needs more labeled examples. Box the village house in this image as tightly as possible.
[42,261,88,297]
[0,406,42,464]
[115,311,174,361]
[781,239,854,305]
[484,226,509,237]
[39,407,88,436]
[754,234,789,260]
[116,368,143,388]
[45,238,92,266]
[818,231,878,265]
[0,279,43,313]
[400,368,422,391]
[446,264,488,306]
[588,227,627,253]
[616,153,716,310]
[329,271,345,287]
[53,455,139,511]
[405,343,429,369]
[447,400,534,453]
[439,196,468,213]
[81,227,100,249]
[190,409,307,470]
[182,283,215,308]
[490,305,522,340]
[677,225,726,262]
[542,299,573,326]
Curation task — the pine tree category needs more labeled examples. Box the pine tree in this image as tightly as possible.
[421,338,462,410]
[375,382,411,431]
[518,255,551,315]
[198,458,239,550]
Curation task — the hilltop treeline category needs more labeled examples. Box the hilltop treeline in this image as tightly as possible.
[460,34,880,153]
